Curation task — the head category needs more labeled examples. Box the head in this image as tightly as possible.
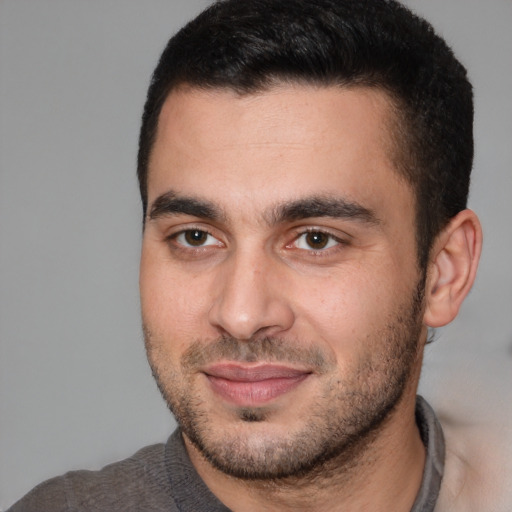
[138,0,474,269]
[138,0,481,482]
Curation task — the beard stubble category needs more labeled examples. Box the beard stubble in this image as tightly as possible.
[144,279,425,482]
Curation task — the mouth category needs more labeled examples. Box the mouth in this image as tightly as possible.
[203,363,312,407]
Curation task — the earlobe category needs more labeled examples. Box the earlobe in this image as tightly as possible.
[423,209,482,328]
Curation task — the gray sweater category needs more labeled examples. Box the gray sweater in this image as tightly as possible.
[8,396,444,511]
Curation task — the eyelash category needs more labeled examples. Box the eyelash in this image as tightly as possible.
[166,226,347,257]
[166,227,222,251]
[288,228,346,255]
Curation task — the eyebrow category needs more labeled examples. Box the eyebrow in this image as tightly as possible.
[266,196,380,226]
[148,191,224,222]
[148,191,379,227]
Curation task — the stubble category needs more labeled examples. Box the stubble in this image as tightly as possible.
[144,279,425,482]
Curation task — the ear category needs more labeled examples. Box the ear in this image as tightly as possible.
[423,209,482,328]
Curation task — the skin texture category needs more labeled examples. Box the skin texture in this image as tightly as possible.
[139,85,482,511]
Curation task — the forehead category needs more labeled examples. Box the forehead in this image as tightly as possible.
[153,84,396,162]
[147,84,412,226]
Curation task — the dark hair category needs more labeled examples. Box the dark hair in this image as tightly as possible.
[137,0,473,268]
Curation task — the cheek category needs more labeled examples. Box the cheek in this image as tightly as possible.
[292,266,401,353]
[140,250,215,344]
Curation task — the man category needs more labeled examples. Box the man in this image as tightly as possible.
[8,0,487,510]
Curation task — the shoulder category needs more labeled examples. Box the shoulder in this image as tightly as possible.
[436,417,512,512]
[7,443,173,512]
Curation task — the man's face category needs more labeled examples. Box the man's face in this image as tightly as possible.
[140,85,427,479]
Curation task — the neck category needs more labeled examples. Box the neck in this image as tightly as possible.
[184,387,426,512]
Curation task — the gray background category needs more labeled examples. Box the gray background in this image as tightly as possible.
[1,0,511,508]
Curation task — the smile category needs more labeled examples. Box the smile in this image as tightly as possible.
[204,364,312,406]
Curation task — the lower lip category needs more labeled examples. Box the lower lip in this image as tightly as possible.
[206,374,309,407]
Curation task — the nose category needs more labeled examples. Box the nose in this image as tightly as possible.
[208,249,295,340]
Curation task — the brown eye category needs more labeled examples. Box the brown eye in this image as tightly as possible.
[174,229,220,248]
[184,230,209,246]
[305,232,329,249]
[293,231,340,251]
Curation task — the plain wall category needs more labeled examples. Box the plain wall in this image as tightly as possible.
[1,1,511,508]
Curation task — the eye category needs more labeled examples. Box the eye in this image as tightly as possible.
[173,229,221,248]
[293,231,340,251]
